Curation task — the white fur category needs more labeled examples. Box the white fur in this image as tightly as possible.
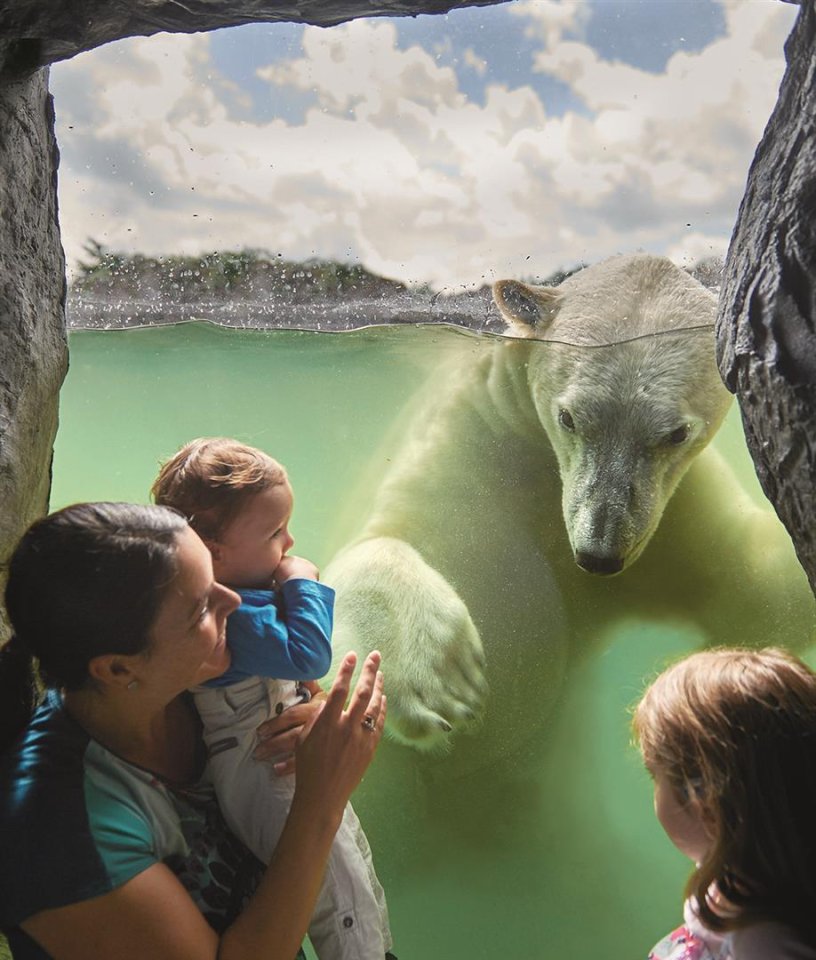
[325,254,814,756]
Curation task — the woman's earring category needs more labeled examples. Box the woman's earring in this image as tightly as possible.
[127,679,139,691]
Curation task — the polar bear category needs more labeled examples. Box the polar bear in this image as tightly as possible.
[325,254,814,761]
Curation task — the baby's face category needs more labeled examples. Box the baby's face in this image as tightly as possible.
[652,768,711,864]
[213,483,294,589]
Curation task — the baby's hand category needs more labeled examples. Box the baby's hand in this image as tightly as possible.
[253,693,327,775]
[274,555,319,584]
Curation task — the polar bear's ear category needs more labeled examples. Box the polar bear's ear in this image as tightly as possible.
[492,280,563,337]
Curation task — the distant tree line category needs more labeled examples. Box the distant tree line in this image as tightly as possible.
[71,240,417,303]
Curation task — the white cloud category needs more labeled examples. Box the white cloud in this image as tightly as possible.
[462,48,487,77]
[666,231,728,269]
[259,20,466,116]
[520,0,795,220]
[509,0,589,49]
[51,1,797,289]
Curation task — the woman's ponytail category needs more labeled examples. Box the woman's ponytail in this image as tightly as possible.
[0,632,39,755]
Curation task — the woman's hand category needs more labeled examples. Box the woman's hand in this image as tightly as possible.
[293,651,386,812]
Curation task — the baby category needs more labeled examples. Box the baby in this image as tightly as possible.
[152,437,393,960]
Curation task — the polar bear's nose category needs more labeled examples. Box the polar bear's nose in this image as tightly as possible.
[575,552,624,576]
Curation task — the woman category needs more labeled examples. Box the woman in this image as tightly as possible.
[0,502,386,960]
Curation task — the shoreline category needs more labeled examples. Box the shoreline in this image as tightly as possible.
[66,288,505,333]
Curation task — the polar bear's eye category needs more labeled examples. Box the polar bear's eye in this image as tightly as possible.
[666,424,691,445]
[558,409,575,432]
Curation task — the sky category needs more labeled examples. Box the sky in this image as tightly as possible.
[49,0,798,291]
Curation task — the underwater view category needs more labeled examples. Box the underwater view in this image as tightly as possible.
[51,316,816,959]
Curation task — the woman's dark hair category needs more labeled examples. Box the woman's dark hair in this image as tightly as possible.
[634,647,816,944]
[0,502,188,752]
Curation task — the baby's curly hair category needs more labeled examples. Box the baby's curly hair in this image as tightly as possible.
[152,437,287,541]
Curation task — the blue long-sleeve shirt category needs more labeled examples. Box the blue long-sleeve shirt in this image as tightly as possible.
[204,578,334,688]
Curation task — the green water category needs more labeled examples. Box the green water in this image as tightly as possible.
[51,322,814,960]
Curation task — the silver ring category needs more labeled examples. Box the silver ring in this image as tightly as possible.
[362,714,376,732]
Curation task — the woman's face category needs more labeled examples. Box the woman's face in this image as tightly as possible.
[142,527,241,692]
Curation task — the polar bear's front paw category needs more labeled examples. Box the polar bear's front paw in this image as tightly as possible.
[386,600,488,750]
[326,537,488,751]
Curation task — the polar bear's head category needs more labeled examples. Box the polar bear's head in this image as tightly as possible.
[493,254,732,575]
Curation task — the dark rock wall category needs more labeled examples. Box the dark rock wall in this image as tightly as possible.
[0,0,502,68]
[716,0,816,595]
[0,66,67,636]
